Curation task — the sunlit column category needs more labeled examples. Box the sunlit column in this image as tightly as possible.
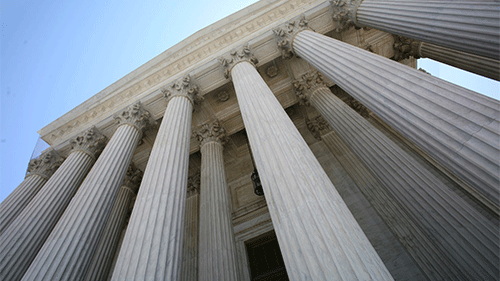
[22,102,151,281]
[219,45,393,281]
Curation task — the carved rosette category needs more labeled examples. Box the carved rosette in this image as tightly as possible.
[25,150,64,180]
[306,116,332,140]
[393,35,422,61]
[70,126,108,160]
[273,15,312,59]
[219,44,259,79]
[330,0,364,32]
[216,91,230,103]
[187,173,200,197]
[292,71,329,105]
[122,163,143,194]
[161,74,203,106]
[113,102,153,136]
[193,119,227,148]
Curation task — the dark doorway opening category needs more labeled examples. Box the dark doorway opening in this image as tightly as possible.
[245,230,289,281]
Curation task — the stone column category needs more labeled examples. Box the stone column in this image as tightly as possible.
[111,74,202,281]
[0,127,107,281]
[179,174,200,281]
[194,120,239,281]
[83,164,143,281]
[294,71,500,280]
[0,149,63,235]
[21,102,151,281]
[331,0,500,60]
[275,18,500,213]
[219,45,393,280]
[393,36,499,81]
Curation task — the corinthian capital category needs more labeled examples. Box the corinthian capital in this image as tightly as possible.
[161,74,203,106]
[393,35,422,61]
[187,172,200,197]
[114,101,153,134]
[330,0,364,32]
[70,126,108,160]
[273,15,312,59]
[219,44,258,79]
[26,149,64,179]
[193,119,227,147]
[122,163,143,194]
[306,116,332,140]
[292,71,329,105]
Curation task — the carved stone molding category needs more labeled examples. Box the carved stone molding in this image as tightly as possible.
[393,35,422,61]
[70,126,108,160]
[123,163,143,194]
[292,71,329,105]
[113,101,153,135]
[216,91,230,103]
[330,0,364,32]
[161,74,203,106]
[193,119,228,147]
[306,116,331,140]
[25,149,64,180]
[187,173,200,197]
[273,15,312,59]
[219,44,259,79]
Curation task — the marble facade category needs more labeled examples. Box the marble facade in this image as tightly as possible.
[1,0,499,280]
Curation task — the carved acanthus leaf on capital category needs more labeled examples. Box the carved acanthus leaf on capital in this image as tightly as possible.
[273,15,312,59]
[292,71,329,105]
[187,172,200,197]
[347,97,370,118]
[392,35,422,61]
[306,116,332,140]
[161,74,203,106]
[193,119,228,147]
[219,44,259,79]
[26,149,64,179]
[330,0,364,32]
[70,126,108,160]
[114,101,154,134]
[122,163,143,194]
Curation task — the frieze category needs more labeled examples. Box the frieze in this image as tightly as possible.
[42,0,319,146]
[26,149,64,180]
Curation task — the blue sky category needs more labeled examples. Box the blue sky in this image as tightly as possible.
[1,0,498,202]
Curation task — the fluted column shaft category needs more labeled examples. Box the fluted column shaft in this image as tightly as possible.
[0,175,47,235]
[199,140,238,281]
[0,150,95,281]
[22,124,142,281]
[83,185,136,281]
[307,85,499,280]
[180,186,200,281]
[111,96,193,280]
[354,1,500,60]
[419,42,499,81]
[0,150,63,235]
[230,60,392,280]
[293,29,500,212]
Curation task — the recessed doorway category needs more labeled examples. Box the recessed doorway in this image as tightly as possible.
[245,230,289,281]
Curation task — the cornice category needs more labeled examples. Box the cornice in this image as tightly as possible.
[38,0,324,146]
